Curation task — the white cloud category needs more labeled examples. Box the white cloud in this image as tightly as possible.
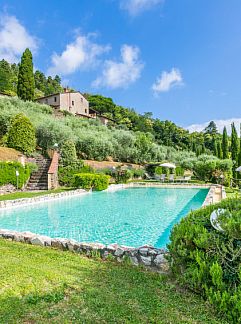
[93,44,144,89]
[152,68,183,93]
[0,14,38,63]
[120,0,164,16]
[47,34,110,76]
[186,118,241,135]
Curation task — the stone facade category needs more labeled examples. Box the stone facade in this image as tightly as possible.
[0,228,169,272]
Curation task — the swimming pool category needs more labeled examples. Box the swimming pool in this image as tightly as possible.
[0,187,208,248]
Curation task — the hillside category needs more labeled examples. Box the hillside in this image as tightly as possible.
[0,147,22,161]
[0,96,195,164]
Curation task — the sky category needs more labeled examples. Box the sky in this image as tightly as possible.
[0,0,241,132]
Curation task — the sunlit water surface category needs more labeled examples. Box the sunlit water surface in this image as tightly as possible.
[0,187,208,248]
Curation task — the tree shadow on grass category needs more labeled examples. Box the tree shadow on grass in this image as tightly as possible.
[0,255,226,324]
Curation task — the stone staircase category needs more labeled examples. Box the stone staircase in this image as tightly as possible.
[26,155,51,190]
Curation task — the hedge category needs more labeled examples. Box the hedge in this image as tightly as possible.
[58,162,94,187]
[168,198,241,323]
[74,173,110,191]
[0,161,33,188]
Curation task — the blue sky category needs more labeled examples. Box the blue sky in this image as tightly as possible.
[0,0,241,131]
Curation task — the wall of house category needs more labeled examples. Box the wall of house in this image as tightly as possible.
[37,95,60,108]
[60,92,89,115]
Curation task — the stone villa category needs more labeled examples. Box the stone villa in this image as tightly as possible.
[36,89,113,125]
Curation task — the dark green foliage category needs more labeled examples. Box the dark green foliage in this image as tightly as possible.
[222,127,229,159]
[58,162,94,187]
[168,198,241,322]
[34,71,63,97]
[217,140,222,159]
[0,60,18,95]
[7,113,36,155]
[60,140,77,166]
[204,121,218,136]
[231,123,239,173]
[0,161,32,188]
[74,173,110,190]
[17,49,35,101]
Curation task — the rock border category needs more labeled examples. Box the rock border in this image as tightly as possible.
[0,229,169,273]
[0,189,89,209]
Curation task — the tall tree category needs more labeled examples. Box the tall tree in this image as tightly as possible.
[238,124,241,170]
[222,126,229,159]
[212,137,218,156]
[17,48,35,101]
[231,123,239,173]
[217,140,223,159]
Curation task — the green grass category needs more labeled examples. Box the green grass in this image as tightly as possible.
[0,239,227,323]
[0,188,73,201]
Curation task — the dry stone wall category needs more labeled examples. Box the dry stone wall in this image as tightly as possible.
[0,229,169,273]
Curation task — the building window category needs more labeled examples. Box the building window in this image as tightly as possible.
[81,98,83,103]
[72,100,74,106]
[54,97,57,102]
[85,109,87,114]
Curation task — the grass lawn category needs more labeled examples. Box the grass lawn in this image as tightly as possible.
[0,188,73,201]
[0,239,227,323]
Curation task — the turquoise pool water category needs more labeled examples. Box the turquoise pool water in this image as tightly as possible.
[0,188,208,248]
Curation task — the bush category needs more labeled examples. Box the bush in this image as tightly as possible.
[155,166,171,176]
[7,113,36,155]
[74,173,110,191]
[58,161,94,187]
[175,166,184,176]
[0,161,33,188]
[168,198,241,322]
[60,140,77,165]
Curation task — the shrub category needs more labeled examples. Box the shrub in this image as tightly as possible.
[175,166,184,176]
[7,113,36,155]
[74,173,110,191]
[155,166,171,176]
[0,161,33,188]
[58,161,94,187]
[168,198,241,322]
[113,168,132,184]
[60,140,77,165]
[132,168,144,178]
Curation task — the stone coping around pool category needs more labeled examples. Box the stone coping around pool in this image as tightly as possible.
[0,229,169,273]
[0,182,216,209]
[0,189,89,209]
[202,184,225,206]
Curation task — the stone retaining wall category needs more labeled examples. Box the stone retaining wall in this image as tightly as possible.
[0,229,169,273]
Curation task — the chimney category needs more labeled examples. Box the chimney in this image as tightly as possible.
[63,87,70,93]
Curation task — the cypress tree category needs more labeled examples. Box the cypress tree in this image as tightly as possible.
[222,127,229,159]
[212,137,218,156]
[231,123,239,172]
[237,124,241,173]
[17,48,35,101]
[217,140,223,159]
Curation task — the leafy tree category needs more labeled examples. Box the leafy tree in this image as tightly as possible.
[7,113,36,155]
[17,48,35,101]
[222,126,229,159]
